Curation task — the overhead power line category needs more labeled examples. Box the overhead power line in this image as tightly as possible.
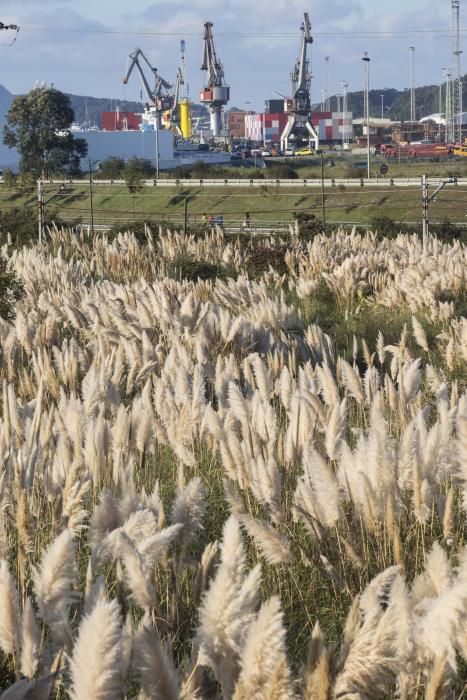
[17,26,467,40]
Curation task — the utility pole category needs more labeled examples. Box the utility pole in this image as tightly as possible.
[421,175,457,254]
[37,181,45,244]
[155,125,160,178]
[380,94,384,119]
[362,52,371,179]
[88,158,95,232]
[320,152,326,226]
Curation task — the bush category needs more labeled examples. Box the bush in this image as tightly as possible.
[265,164,299,179]
[98,157,125,180]
[294,212,327,240]
[0,258,24,320]
[369,216,400,238]
[245,245,288,278]
[345,166,365,179]
[124,158,155,193]
[432,219,464,241]
[0,207,37,246]
[168,257,234,282]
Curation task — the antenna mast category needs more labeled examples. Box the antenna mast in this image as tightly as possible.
[452,0,463,143]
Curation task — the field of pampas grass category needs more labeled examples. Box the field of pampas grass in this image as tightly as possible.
[0,223,465,698]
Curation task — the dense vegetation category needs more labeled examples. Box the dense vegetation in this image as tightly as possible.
[0,223,464,697]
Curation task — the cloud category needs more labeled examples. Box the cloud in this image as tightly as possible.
[0,0,459,118]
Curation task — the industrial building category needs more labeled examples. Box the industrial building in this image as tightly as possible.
[228,111,253,139]
[311,112,353,143]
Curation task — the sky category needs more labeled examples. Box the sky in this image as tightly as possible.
[0,0,460,113]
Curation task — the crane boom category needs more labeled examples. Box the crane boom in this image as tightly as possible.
[280,12,318,153]
[297,13,312,94]
[200,22,230,137]
[123,48,173,105]
[123,49,156,105]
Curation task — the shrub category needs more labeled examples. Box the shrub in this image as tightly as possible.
[245,245,288,278]
[168,257,234,282]
[0,258,24,320]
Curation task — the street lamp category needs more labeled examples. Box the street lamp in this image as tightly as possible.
[380,94,384,119]
[363,52,371,179]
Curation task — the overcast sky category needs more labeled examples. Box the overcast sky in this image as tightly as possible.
[0,0,460,111]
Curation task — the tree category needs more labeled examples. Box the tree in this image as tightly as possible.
[99,157,125,180]
[123,158,154,193]
[0,259,23,320]
[3,86,88,177]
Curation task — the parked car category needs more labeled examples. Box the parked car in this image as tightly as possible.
[295,147,314,156]
[261,150,272,157]
[231,151,243,159]
[241,150,252,158]
[284,148,296,156]
[251,149,261,156]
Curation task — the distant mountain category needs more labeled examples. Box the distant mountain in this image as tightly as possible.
[65,94,144,128]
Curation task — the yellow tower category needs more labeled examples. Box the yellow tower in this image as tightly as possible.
[179,101,192,139]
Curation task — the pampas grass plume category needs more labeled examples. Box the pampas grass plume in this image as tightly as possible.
[69,597,123,700]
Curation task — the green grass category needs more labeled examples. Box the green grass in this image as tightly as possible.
[3,180,467,232]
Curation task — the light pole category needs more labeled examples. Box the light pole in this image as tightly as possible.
[381,94,384,119]
[155,126,160,179]
[409,47,415,122]
[325,57,331,111]
[363,52,371,179]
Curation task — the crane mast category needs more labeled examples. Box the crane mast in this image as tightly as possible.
[200,22,230,137]
[123,49,173,130]
[281,13,319,153]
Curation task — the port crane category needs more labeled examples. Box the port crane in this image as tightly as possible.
[123,49,173,130]
[280,13,319,152]
[200,22,230,137]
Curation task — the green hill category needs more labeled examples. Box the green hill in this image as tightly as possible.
[320,73,467,121]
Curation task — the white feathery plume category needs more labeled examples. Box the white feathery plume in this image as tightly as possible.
[0,560,19,657]
[339,360,363,403]
[316,364,339,408]
[196,516,261,697]
[69,597,123,700]
[171,477,207,547]
[32,529,77,631]
[294,447,340,530]
[137,524,183,568]
[228,382,250,429]
[240,514,292,565]
[412,316,429,353]
[88,490,121,548]
[279,366,293,410]
[120,534,156,611]
[334,570,409,698]
[133,619,180,700]
[411,542,452,604]
[232,596,293,700]
[20,598,39,680]
[249,454,283,524]
[324,398,347,461]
